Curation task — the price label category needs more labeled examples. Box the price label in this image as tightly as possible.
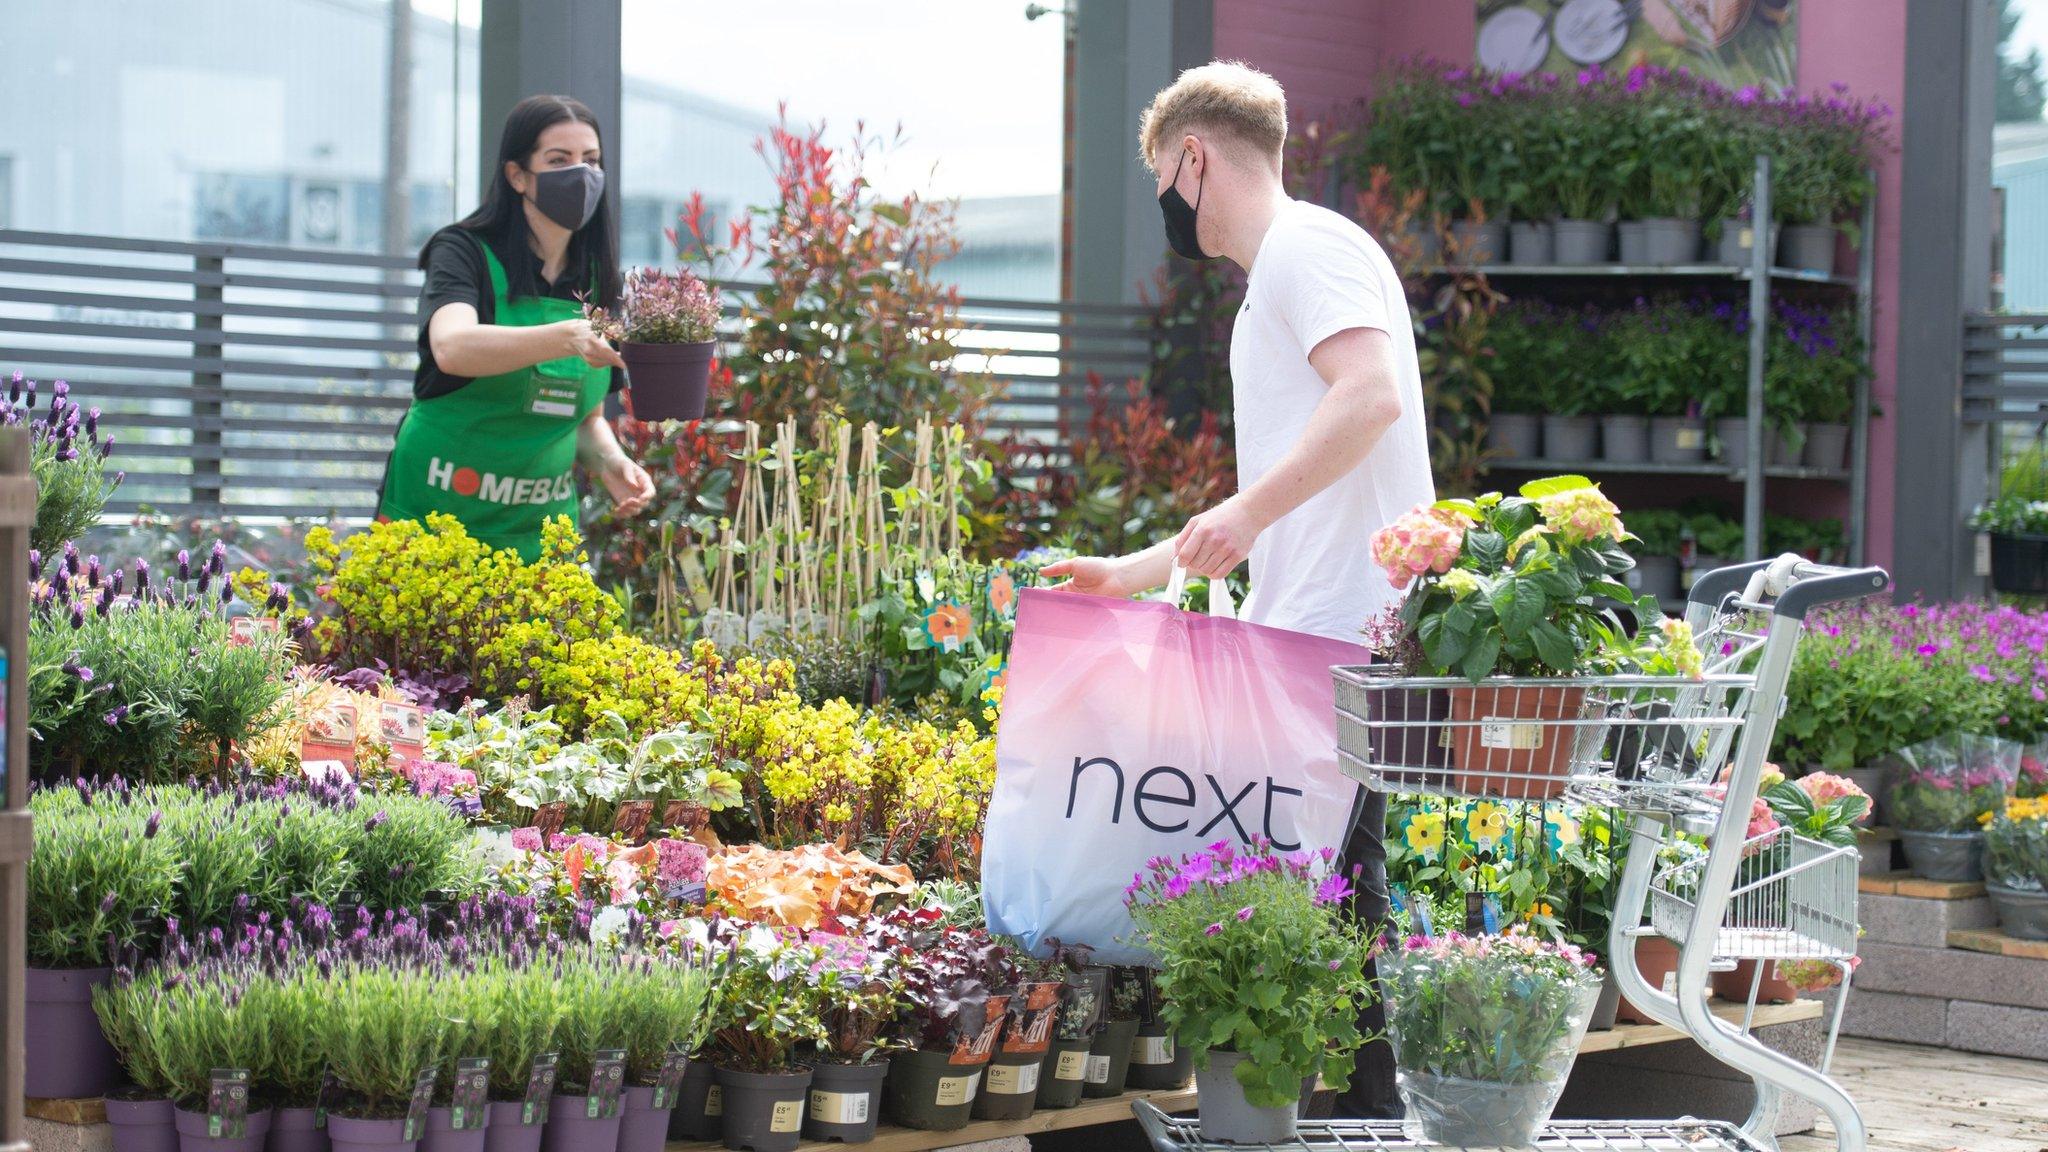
[985,1062,1039,1095]
[1085,1054,1112,1084]
[1054,1050,1088,1082]
[809,1090,869,1125]
[769,1100,804,1133]
[451,1057,489,1131]
[703,1085,724,1117]
[522,1054,559,1126]
[1976,533,1993,577]
[934,1074,978,1106]
[1479,720,1544,750]
[1131,1035,1174,1065]
[1676,427,1706,450]
[207,1068,251,1140]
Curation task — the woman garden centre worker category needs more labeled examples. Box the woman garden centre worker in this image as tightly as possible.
[378,94,655,561]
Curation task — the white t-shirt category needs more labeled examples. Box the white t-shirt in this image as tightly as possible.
[1228,199,1434,643]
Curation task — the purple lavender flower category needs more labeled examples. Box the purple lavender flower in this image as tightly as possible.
[103,706,129,727]
[209,541,227,577]
[176,550,191,582]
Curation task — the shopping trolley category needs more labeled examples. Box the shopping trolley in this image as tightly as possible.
[1134,555,1889,1152]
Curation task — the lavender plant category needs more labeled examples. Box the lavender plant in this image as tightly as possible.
[317,962,453,1116]
[3,375,122,556]
[26,781,177,968]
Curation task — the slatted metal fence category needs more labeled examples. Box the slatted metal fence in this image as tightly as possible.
[0,230,1155,520]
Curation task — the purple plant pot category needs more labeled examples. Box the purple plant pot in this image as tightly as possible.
[481,1101,544,1152]
[539,1094,620,1152]
[175,1105,274,1152]
[421,1105,490,1152]
[325,1116,415,1152]
[26,966,116,1099]
[615,1087,669,1152]
[108,1097,179,1152]
[621,341,714,422]
[267,1107,329,1152]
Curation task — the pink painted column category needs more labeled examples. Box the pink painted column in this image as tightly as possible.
[1211,0,1908,571]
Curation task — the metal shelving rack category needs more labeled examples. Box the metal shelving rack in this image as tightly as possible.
[1443,156,1879,567]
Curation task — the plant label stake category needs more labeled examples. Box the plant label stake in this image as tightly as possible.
[452,1057,490,1131]
[652,1047,690,1110]
[207,1068,250,1140]
[403,1066,438,1142]
[315,1070,340,1128]
[523,1054,559,1125]
[611,800,655,844]
[589,1050,628,1119]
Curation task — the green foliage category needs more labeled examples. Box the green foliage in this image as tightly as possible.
[709,930,831,1073]
[1125,845,1375,1108]
[318,963,452,1115]
[26,789,177,968]
[94,972,174,1096]
[1484,304,1611,417]
[472,958,567,1101]
[264,968,333,1107]
[28,597,291,782]
[612,952,717,1083]
[1033,378,1235,560]
[1381,931,1600,1086]
[151,969,273,1107]
[1983,795,2048,889]
[1626,510,1686,558]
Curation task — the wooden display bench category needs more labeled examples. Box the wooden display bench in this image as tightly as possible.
[1856,871,1985,900]
[1946,926,2048,960]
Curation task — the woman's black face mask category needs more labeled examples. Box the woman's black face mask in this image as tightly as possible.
[528,162,605,231]
[1159,149,1211,261]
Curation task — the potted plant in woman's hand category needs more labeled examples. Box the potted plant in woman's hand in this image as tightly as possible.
[1383,930,1602,1147]
[29,783,176,1099]
[591,267,720,422]
[1369,477,1666,800]
[803,932,903,1144]
[1124,842,1375,1144]
[707,928,829,1152]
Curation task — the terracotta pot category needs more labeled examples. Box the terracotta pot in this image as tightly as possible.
[1616,936,1680,1025]
[1447,685,1589,801]
[1712,959,1799,1006]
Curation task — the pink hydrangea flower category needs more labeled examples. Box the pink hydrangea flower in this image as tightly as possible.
[1371,504,1469,588]
[654,838,709,888]
[1535,485,1624,545]
[509,827,543,852]
[1797,772,1871,820]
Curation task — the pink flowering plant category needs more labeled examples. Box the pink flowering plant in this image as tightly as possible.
[1381,929,1600,1087]
[1889,756,2007,834]
[1123,840,1377,1107]
[1763,771,1872,849]
[590,267,720,346]
[1371,476,1664,682]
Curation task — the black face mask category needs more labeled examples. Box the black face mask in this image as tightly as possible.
[528,162,604,231]
[1159,149,1211,261]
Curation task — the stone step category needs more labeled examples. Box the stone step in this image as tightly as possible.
[1854,941,2048,1010]
[1857,871,1986,900]
[1827,987,1948,1045]
[1859,891,1995,946]
[1947,926,2048,960]
[1945,1000,2048,1061]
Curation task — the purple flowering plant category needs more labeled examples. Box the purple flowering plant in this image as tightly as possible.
[1123,839,1377,1107]
[5,374,121,556]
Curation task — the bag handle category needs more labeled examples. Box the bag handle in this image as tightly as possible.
[1160,564,1237,620]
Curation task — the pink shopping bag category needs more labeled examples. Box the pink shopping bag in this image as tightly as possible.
[983,583,1369,964]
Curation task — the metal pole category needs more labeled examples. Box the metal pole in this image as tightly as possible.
[1849,170,1878,566]
[1744,154,1772,562]
[192,254,225,515]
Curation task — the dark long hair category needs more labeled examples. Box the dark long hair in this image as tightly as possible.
[430,94,622,310]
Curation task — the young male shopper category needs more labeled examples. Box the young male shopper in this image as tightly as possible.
[1042,60,1433,1119]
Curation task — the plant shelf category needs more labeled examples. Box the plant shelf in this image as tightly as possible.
[1132,1103,1771,1151]
[1484,457,1851,482]
[1425,262,1858,287]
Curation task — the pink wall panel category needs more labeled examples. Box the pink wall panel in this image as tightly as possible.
[1209,0,1909,570]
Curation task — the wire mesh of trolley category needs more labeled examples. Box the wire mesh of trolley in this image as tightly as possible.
[1133,556,1890,1152]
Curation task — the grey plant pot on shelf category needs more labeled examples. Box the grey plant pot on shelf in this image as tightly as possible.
[1805,422,1850,471]
[1714,417,1750,469]
[1617,221,1650,265]
[1987,884,2048,941]
[1780,223,1841,275]
[1509,221,1555,265]
[1714,219,1779,266]
[1640,218,1701,265]
[1487,413,1541,459]
[1649,416,1709,464]
[1899,829,1983,882]
[1631,554,1682,604]
[1552,219,1611,264]
[1401,221,1443,267]
[1542,415,1597,461]
[1769,424,1807,469]
[1449,220,1506,264]
[1600,414,1650,463]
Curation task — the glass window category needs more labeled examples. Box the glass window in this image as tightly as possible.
[193,174,292,243]
[0,156,13,229]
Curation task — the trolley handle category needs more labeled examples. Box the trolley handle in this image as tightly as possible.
[1688,555,1889,620]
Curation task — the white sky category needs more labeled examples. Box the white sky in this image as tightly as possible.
[2018,0,2048,102]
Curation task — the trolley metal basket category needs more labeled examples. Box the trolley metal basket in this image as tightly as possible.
[1142,557,1891,1152]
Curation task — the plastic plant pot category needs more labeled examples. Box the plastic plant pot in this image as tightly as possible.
[1804,422,1850,471]
[481,1101,543,1152]
[1586,971,1622,1032]
[539,1094,620,1152]
[1485,413,1541,459]
[176,1108,275,1152]
[1899,829,1984,882]
[1124,1022,1193,1091]
[1987,884,2048,940]
[1035,1037,1093,1111]
[1194,1051,1298,1144]
[1639,218,1701,265]
[614,1086,670,1152]
[883,1046,985,1132]
[1779,224,1840,276]
[1541,414,1597,461]
[1600,414,1650,463]
[715,1066,812,1152]
[1082,1020,1140,1099]
[266,1107,329,1152]
[1508,221,1554,265]
[970,1049,1041,1122]
[1617,221,1649,265]
[1400,1071,1559,1148]
[1552,220,1611,265]
[1631,555,1682,605]
[666,1059,721,1143]
[1714,417,1751,468]
[1714,219,1777,266]
[1448,221,1505,264]
[324,1116,408,1152]
[1650,417,1709,464]
[620,341,714,422]
[107,1096,179,1152]
[803,1059,888,1143]
[25,966,116,1099]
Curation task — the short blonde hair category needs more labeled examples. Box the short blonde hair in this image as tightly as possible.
[1138,61,1288,173]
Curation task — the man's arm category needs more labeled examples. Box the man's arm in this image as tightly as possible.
[1173,326,1405,577]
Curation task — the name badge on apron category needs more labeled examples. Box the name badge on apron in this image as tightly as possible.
[527,357,588,419]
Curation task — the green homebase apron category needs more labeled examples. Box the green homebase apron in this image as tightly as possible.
[379,234,610,562]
